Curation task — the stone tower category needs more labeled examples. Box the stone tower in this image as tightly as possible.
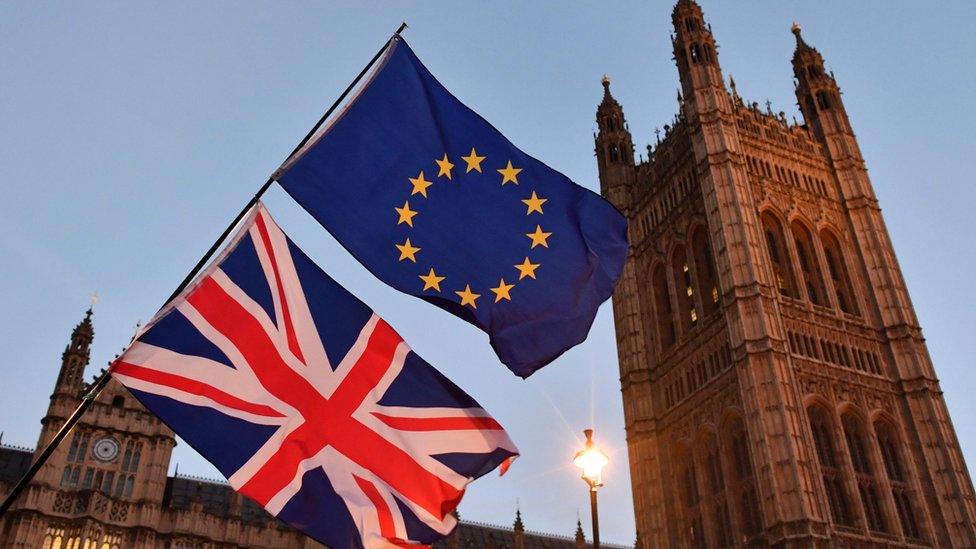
[597,1,976,547]
[2,308,178,547]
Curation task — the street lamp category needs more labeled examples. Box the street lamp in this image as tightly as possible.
[574,428,608,548]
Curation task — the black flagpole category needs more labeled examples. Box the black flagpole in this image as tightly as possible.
[0,22,408,519]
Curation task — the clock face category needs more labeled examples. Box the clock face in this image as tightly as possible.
[92,437,120,462]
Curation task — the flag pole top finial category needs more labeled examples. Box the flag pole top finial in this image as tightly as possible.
[89,292,99,311]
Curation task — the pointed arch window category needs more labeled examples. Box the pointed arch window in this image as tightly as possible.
[842,414,888,532]
[677,446,705,548]
[699,435,732,547]
[820,231,859,315]
[692,227,720,315]
[672,245,698,333]
[114,474,126,497]
[808,406,854,526]
[60,466,72,488]
[723,419,762,540]
[875,421,922,539]
[761,213,797,298]
[790,222,828,305]
[652,264,676,350]
[690,44,702,64]
[609,143,620,163]
[817,91,832,109]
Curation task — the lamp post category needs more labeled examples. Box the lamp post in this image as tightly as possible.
[573,428,608,549]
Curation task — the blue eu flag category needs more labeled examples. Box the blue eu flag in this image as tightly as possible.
[275,38,627,377]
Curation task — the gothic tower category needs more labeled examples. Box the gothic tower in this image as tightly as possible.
[2,309,177,548]
[597,2,976,547]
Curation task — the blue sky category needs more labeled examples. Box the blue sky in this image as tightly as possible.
[1,1,974,544]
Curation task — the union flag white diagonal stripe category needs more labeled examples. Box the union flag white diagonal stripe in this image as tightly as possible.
[110,202,518,549]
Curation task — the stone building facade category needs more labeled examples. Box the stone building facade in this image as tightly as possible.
[597,1,976,547]
[0,309,621,548]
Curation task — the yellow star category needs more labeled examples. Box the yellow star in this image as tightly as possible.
[395,238,421,263]
[521,191,547,215]
[455,284,481,308]
[435,154,454,180]
[419,268,446,292]
[497,160,522,185]
[394,200,419,227]
[514,257,540,280]
[461,148,486,173]
[526,225,552,249]
[409,171,433,198]
[490,278,515,303]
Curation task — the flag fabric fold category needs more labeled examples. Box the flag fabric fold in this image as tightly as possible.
[275,38,628,377]
[110,202,517,549]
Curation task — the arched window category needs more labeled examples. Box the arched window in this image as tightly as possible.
[790,222,828,306]
[67,435,80,462]
[875,421,921,539]
[609,143,620,163]
[842,414,888,532]
[82,468,93,489]
[672,245,698,333]
[724,419,762,540]
[653,264,676,350]
[760,213,797,298]
[101,471,115,493]
[71,435,89,464]
[704,45,714,63]
[114,474,126,497]
[131,447,142,471]
[699,435,732,547]
[820,231,858,315]
[60,466,72,488]
[690,44,702,64]
[808,406,854,526]
[678,447,705,548]
[691,227,720,315]
[42,528,66,549]
[124,475,135,498]
[817,91,832,109]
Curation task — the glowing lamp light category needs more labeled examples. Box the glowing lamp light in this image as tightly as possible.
[573,429,609,489]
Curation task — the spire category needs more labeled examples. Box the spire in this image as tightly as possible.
[513,505,525,549]
[672,0,701,13]
[671,0,725,102]
[575,518,586,544]
[790,22,849,142]
[54,303,95,396]
[791,22,813,53]
[594,74,635,200]
[597,74,621,114]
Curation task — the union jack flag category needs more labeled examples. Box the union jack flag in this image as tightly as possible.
[111,203,518,548]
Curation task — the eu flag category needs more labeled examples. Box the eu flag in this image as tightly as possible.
[275,38,627,377]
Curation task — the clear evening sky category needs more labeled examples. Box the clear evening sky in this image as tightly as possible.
[1,1,974,544]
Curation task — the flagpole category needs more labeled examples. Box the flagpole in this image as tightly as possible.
[0,22,408,519]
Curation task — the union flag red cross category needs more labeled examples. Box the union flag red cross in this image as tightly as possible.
[111,203,517,548]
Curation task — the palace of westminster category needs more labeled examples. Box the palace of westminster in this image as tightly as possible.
[3,1,975,547]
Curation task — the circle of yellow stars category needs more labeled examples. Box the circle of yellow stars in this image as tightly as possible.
[393,147,550,309]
